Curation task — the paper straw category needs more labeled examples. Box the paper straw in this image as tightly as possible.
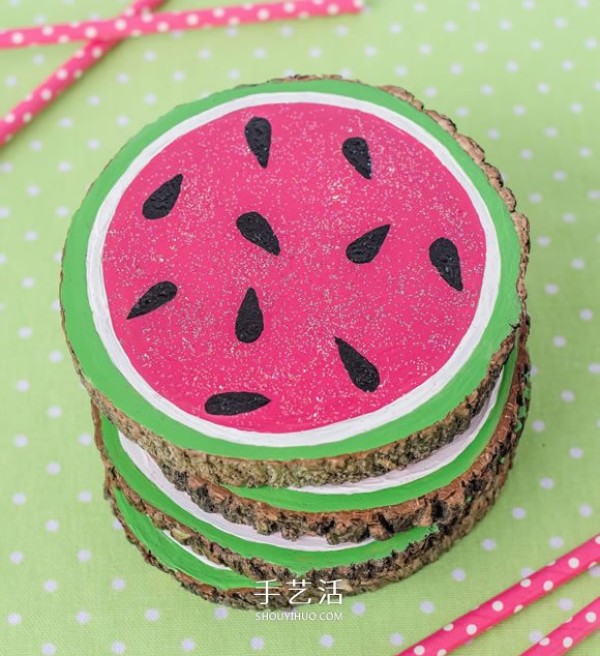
[0,0,364,49]
[0,0,167,145]
[520,597,600,655]
[396,534,600,656]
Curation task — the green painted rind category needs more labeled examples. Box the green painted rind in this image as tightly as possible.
[102,414,437,575]
[227,347,518,511]
[61,78,522,461]
[113,487,259,590]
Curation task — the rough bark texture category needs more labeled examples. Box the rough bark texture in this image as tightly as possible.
[105,430,523,610]
[94,325,530,545]
[65,76,530,487]
[98,335,529,597]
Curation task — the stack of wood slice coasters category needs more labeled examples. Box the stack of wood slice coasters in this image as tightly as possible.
[61,77,530,609]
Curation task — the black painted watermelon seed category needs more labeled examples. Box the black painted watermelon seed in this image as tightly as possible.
[205,392,270,416]
[346,224,391,264]
[127,281,178,319]
[342,137,372,179]
[245,117,272,168]
[236,212,280,255]
[235,288,264,343]
[335,337,380,393]
[429,237,464,291]
[142,174,183,220]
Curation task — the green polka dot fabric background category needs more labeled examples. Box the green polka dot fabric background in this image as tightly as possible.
[1,0,599,654]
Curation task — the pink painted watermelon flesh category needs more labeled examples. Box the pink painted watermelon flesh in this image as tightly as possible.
[102,102,486,432]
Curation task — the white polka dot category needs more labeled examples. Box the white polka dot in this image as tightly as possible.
[12,492,26,505]
[214,606,228,619]
[543,580,554,592]
[449,63,463,75]
[47,406,62,418]
[561,390,575,402]
[77,549,91,562]
[414,647,425,656]
[492,601,503,612]
[76,610,90,624]
[589,363,600,374]
[481,538,496,551]
[46,519,59,532]
[49,350,64,363]
[520,148,533,158]
[540,637,550,646]
[569,447,584,459]
[549,536,564,549]
[474,42,488,53]
[320,635,334,647]
[41,644,56,655]
[579,504,593,517]
[181,639,196,652]
[21,277,35,288]
[14,434,28,448]
[443,624,454,631]
[87,138,101,150]
[389,634,404,646]
[112,577,126,590]
[352,602,365,615]
[419,600,435,614]
[585,612,597,623]
[559,598,573,611]
[46,462,60,475]
[16,380,30,392]
[579,307,592,321]
[251,636,264,650]
[514,605,524,614]
[7,612,22,625]
[563,637,573,648]
[113,519,123,531]
[43,580,58,593]
[145,608,159,621]
[544,283,559,295]
[78,433,92,446]
[78,491,92,503]
[10,551,24,564]
[520,578,532,588]
[437,651,447,656]
[452,568,466,581]
[529,192,543,204]
[540,477,555,489]
[466,624,477,635]
[512,507,526,519]
[529,630,543,643]
[553,336,566,347]
[228,69,241,80]
[111,642,126,654]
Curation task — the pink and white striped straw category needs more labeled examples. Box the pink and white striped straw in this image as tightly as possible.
[520,597,600,656]
[0,0,167,145]
[0,0,364,49]
[396,534,600,656]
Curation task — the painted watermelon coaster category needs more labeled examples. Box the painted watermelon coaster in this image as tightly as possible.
[61,78,529,492]
[98,333,529,608]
